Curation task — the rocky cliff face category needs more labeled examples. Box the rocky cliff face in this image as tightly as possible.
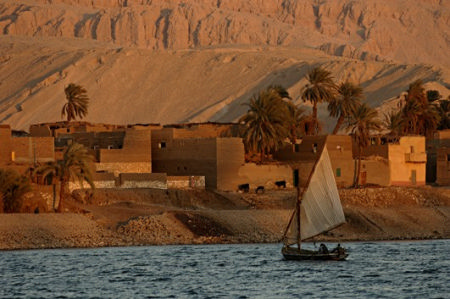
[0,0,449,130]
[1,0,449,66]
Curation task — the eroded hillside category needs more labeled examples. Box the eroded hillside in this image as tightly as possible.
[0,0,449,130]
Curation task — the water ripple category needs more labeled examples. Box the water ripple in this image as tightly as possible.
[1,240,449,298]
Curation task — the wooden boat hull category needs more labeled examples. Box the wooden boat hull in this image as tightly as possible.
[282,246,348,261]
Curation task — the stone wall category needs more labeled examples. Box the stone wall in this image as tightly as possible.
[274,135,354,187]
[11,137,55,164]
[167,176,205,189]
[95,162,152,176]
[0,125,12,166]
[325,135,354,188]
[98,129,152,172]
[29,125,52,137]
[152,137,245,190]
[119,173,167,189]
[152,137,219,188]
[153,123,239,141]
[388,136,426,186]
[436,147,450,186]
[357,143,390,159]
[427,130,450,183]
[30,122,129,137]
[434,130,450,147]
[68,180,116,192]
[234,163,293,191]
[69,172,167,191]
[216,138,245,191]
[57,131,126,151]
[360,158,391,186]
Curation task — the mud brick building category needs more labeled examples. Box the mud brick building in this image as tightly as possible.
[427,130,450,185]
[358,136,427,186]
[275,135,354,188]
[0,125,55,171]
[152,126,292,191]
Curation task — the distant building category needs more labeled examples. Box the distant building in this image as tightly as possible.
[0,124,55,172]
[30,122,156,176]
[275,135,354,188]
[151,131,245,190]
[53,128,153,176]
[428,130,450,185]
[30,121,128,137]
[159,122,240,139]
[152,127,292,191]
[357,136,427,186]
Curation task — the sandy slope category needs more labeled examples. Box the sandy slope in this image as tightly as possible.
[0,36,448,131]
[0,0,449,130]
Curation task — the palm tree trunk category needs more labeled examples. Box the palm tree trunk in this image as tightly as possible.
[332,115,345,134]
[354,146,362,188]
[352,157,358,187]
[52,184,56,211]
[312,102,318,135]
[57,180,66,213]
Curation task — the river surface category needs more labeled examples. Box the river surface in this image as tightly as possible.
[1,240,449,298]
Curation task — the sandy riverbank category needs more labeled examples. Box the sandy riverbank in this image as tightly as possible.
[1,187,449,250]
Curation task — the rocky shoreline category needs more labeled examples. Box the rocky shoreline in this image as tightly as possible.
[1,187,449,250]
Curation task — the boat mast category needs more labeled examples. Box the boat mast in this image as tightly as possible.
[296,181,301,250]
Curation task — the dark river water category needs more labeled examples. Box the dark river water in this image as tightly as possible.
[1,240,449,298]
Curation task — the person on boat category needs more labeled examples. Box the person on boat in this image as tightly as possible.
[331,243,344,255]
[318,243,329,254]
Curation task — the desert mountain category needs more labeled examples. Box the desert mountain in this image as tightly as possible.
[0,0,449,130]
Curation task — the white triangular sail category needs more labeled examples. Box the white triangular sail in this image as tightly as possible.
[284,146,346,245]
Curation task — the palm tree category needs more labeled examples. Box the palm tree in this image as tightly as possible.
[328,81,363,134]
[437,99,450,130]
[37,143,94,213]
[240,86,291,162]
[301,66,337,135]
[285,102,306,146]
[0,169,31,213]
[383,110,403,137]
[61,83,89,123]
[406,79,427,106]
[401,80,440,136]
[421,104,441,138]
[345,104,382,187]
[401,96,421,135]
[297,113,320,136]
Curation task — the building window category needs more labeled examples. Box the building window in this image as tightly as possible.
[336,168,341,177]
[159,142,166,149]
[410,146,415,153]
[312,143,318,153]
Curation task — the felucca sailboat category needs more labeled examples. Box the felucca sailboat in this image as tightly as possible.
[281,146,348,261]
